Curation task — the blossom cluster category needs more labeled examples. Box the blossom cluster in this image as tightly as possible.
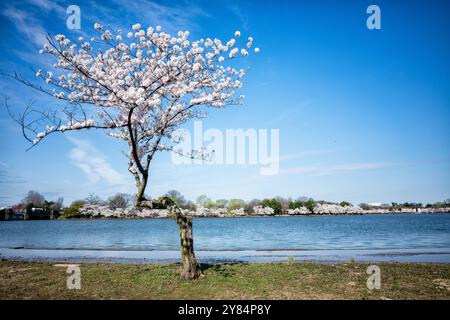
[33,23,259,169]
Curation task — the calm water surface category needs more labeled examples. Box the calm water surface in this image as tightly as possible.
[1,214,449,263]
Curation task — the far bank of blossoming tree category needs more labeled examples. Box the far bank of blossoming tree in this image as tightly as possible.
[4,23,258,279]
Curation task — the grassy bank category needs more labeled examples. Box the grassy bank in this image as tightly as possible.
[0,260,449,299]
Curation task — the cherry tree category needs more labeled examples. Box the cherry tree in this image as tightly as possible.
[4,23,258,279]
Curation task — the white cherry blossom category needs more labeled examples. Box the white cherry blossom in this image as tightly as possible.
[9,23,258,202]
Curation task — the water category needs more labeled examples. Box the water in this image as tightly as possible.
[0,214,449,263]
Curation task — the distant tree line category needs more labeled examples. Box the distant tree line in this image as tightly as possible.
[11,190,64,212]
[9,190,450,218]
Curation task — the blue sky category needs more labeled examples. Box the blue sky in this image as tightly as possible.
[0,0,449,206]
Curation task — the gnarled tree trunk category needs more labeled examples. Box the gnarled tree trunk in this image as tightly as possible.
[172,207,202,279]
[137,195,202,280]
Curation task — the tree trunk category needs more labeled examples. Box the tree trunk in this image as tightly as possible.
[136,194,202,280]
[135,174,148,205]
[173,208,202,280]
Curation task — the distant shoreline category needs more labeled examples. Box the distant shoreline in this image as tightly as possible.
[2,211,449,221]
[66,204,450,220]
[65,210,450,220]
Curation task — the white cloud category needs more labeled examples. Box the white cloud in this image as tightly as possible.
[67,137,128,187]
[2,0,207,62]
[1,6,48,47]
[280,161,401,176]
[2,7,46,47]
[275,148,338,162]
[267,100,312,125]
[88,0,208,34]
[230,4,249,31]
[25,0,65,14]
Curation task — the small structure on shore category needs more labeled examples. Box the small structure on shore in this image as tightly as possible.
[0,207,60,221]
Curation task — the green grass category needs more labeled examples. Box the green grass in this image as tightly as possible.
[0,260,449,299]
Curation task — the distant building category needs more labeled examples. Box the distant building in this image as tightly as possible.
[0,208,25,221]
[0,208,11,221]
[0,207,60,221]
[26,207,61,220]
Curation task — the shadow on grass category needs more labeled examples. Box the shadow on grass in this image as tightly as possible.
[200,261,248,277]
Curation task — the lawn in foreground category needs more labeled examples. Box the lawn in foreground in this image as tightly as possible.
[0,261,449,299]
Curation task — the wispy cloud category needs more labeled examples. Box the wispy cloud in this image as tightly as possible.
[276,148,338,162]
[280,161,401,176]
[1,0,77,59]
[0,166,28,184]
[0,162,27,184]
[1,0,207,65]
[25,0,65,14]
[67,137,128,187]
[229,3,249,31]
[267,100,312,125]
[87,0,208,34]
[1,6,48,47]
